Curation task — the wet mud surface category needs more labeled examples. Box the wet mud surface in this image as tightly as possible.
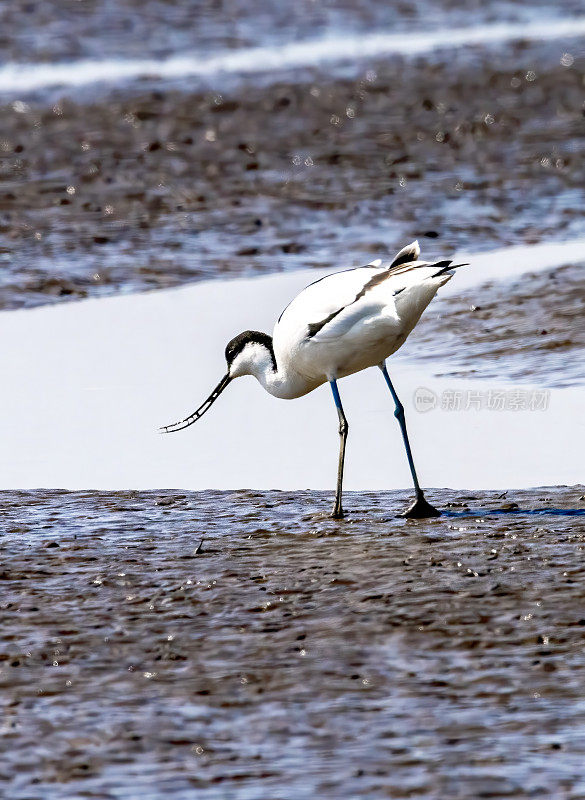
[407,261,585,387]
[1,37,584,310]
[2,487,585,799]
[2,0,582,64]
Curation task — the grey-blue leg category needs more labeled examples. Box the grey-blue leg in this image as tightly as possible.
[330,380,348,519]
[379,362,440,518]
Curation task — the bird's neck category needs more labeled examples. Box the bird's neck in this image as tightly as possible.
[248,341,308,399]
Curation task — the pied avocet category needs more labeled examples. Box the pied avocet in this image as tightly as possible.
[161,240,467,518]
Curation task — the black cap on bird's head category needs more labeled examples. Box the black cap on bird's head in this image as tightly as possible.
[159,330,275,434]
[225,330,276,371]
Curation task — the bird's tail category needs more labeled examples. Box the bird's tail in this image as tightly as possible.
[431,260,469,277]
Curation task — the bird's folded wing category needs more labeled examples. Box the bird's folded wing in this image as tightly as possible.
[306,295,390,342]
[277,265,383,330]
[275,249,438,341]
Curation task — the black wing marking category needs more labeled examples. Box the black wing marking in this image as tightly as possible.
[306,258,463,339]
[277,265,376,324]
[307,308,345,337]
[431,260,452,276]
[307,269,399,339]
[389,241,419,269]
[432,260,469,277]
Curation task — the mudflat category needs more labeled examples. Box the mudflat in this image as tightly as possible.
[1,488,585,798]
[1,36,583,310]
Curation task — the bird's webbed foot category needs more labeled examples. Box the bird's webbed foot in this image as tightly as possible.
[399,491,441,519]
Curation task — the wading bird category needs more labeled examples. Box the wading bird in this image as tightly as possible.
[161,241,467,518]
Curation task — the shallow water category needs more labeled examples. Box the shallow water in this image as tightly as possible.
[1,253,582,492]
[1,488,585,799]
[4,18,585,94]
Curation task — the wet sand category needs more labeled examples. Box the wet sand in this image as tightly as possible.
[1,36,583,310]
[1,488,585,798]
[2,0,581,65]
[407,261,585,387]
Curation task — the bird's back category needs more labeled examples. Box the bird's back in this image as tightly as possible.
[276,264,382,332]
[273,241,460,382]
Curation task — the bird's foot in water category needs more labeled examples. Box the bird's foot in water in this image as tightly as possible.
[399,492,441,519]
[330,508,344,520]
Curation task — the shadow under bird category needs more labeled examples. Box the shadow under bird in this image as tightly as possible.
[160,240,468,518]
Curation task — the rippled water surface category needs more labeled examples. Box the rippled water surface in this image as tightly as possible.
[2,488,585,798]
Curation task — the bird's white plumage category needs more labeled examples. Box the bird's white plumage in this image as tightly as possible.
[161,239,462,519]
[270,241,453,394]
[163,241,459,406]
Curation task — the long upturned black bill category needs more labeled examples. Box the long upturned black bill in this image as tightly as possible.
[159,374,232,433]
